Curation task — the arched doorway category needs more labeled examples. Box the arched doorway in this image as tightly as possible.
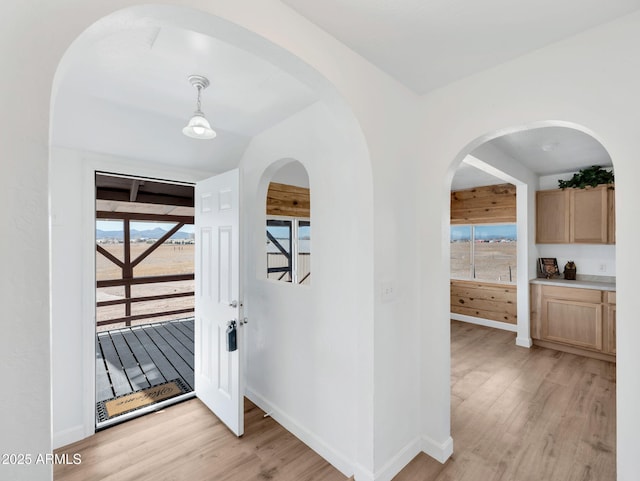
[49,5,375,477]
[443,121,617,479]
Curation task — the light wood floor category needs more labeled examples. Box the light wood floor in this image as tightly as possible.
[55,398,348,481]
[55,320,616,481]
[395,321,616,481]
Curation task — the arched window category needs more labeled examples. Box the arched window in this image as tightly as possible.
[265,162,310,285]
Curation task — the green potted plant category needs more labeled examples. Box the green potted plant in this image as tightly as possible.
[558,166,614,189]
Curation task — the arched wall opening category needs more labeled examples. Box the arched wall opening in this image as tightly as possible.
[49,5,375,477]
[442,119,616,465]
[262,160,311,285]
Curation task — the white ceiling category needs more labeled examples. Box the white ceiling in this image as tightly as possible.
[485,126,612,174]
[282,0,640,94]
[451,162,505,191]
[52,5,619,183]
[452,126,613,190]
[52,25,319,173]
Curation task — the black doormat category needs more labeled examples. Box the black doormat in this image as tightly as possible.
[97,379,190,422]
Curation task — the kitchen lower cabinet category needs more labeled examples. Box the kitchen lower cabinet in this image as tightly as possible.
[530,283,615,362]
[542,297,602,350]
[604,291,616,355]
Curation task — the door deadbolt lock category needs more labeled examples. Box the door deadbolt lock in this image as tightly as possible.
[226,319,238,352]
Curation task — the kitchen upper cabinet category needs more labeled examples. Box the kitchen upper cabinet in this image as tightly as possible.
[536,189,570,243]
[536,185,614,244]
[608,187,616,244]
[571,186,608,243]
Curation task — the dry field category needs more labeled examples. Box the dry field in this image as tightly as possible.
[95,241,513,330]
[96,243,194,331]
[451,241,517,283]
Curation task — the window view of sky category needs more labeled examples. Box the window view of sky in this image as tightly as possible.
[451,224,517,241]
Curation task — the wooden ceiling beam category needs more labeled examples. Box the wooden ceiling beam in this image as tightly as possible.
[129,180,141,202]
[96,211,194,224]
[96,188,194,207]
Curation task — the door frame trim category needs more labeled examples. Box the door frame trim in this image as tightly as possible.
[75,158,205,443]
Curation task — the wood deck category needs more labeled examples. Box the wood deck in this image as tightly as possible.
[96,318,195,421]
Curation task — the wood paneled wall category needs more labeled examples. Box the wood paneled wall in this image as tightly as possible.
[451,279,517,324]
[451,183,516,224]
[266,182,310,217]
[450,184,517,324]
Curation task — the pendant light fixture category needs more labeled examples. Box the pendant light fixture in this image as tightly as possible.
[182,75,216,140]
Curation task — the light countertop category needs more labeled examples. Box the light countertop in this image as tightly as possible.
[530,277,616,291]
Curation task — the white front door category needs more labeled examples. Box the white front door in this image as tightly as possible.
[194,168,243,436]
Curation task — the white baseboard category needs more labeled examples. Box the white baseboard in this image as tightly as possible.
[352,463,375,481]
[245,387,354,478]
[245,388,454,480]
[516,336,533,348]
[450,313,517,332]
[53,425,86,450]
[372,437,422,481]
[422,434,453,464]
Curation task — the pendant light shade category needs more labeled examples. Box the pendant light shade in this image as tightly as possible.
[183,75,216,140]
[183,111,216,139]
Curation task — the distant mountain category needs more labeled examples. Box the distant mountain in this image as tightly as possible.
[450,224,517,241]
[96,228,192,240]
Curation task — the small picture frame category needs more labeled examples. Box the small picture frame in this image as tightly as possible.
[538,257,559,278]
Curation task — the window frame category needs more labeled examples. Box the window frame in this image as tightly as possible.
[266,215,310,285]
[450,222,517,285]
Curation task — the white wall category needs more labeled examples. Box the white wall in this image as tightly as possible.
[417,12,640,481]
[537,244,616,277]
[240,102,373,476]
[0,105,51,480]
[50,149,87,448]
[240,95,424,480]
[270,161,309,188]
